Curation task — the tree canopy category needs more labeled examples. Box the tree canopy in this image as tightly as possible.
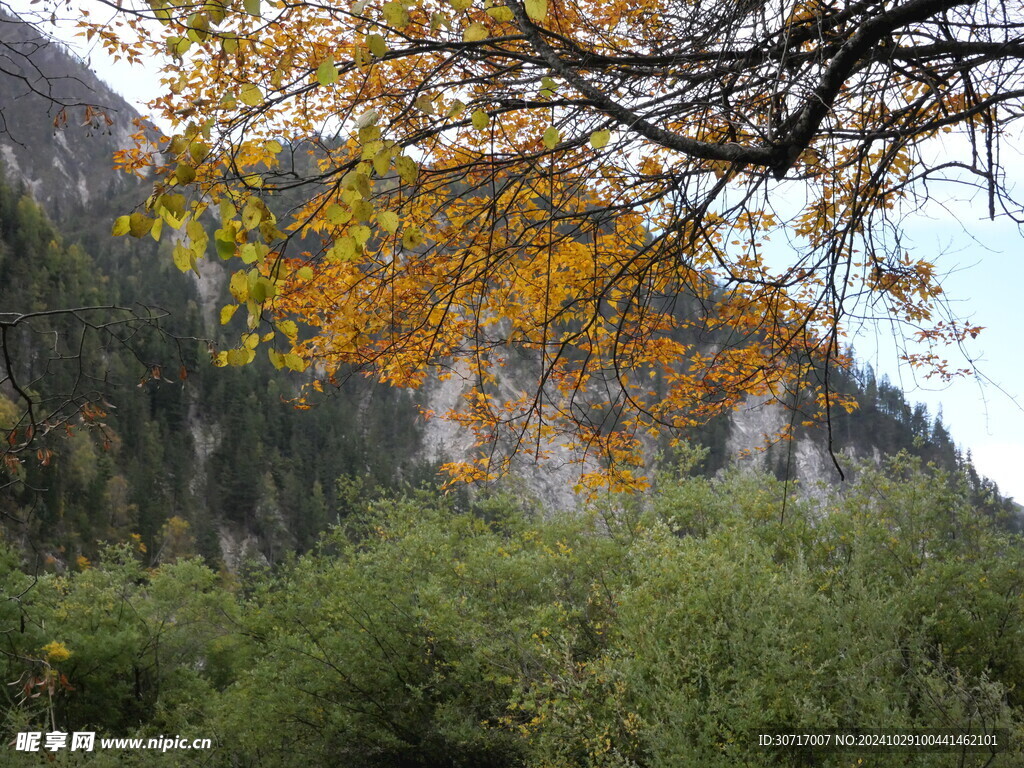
[83,0,1024,487]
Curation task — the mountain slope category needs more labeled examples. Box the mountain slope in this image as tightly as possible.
[0,12,1017,568]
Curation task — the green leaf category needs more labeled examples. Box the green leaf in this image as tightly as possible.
[367,33,388,58]
[449,0,472,10]
[542,125,560,149]
[486,6,513,22]
[166,36,191,56]
[112,216,131,237]
[413,93,435,115]
[351,199,375,222]
[243,0,260,17]
[175,163,197,184]
[129,212,153,238]
[250,276,270,303]
[471,109,489,130]
[402,226,424,249]
[162,193,188,220]
[240,243,259,264]
[316,60,338,86]
[327,203,352,226]
[377,210,400,233]
[351,224,372,247]
[215,233,236,260]
[189,141,209,163]
[239,83,263,106]
[431,11,451,30]
[589,128,611,149]
[296,266,314,280]
[394,155,418,184]
[382,1,410,27]
[328,236,357,262]
[342,169,372,198]
[372,146,394,176]
[524,0,546,22]
[463,22,488,42]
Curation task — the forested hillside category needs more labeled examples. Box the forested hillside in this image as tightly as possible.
[0,163,434,565]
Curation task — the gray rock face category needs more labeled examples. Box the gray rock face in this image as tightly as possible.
[0,11,145,219]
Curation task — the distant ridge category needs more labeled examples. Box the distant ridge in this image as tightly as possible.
[0,9,144,219]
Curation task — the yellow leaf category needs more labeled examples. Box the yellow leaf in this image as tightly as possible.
[524,0,546,22]
[471,109,489,130]
[413,93,435,115]
[486,6,513,22]
[220,304,239,325]
[226,348,250,366]
[542,125,560,149]
[239,83,263,106]
[329,236,357,262]
[343,169,372,198]
[229,271,249,302]
[382,1,410,27]
[377,210,400,233]
[463,22,488,42]
[351,224,372,246]
[173,244,193,273]
[278,319,299,341]
[112,216,131,236]
[367,33,388,58]
[129,212,153,238]
[394,155,418,184]
[402,226,424,249]
[589,129,611,149]
[373,146,394,176]
[326,203,352,226]
[175,163,196,184]
[316,60,338,86]
[239,243,259,264]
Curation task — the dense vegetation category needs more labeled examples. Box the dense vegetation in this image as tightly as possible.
[2,454,1022,766]
[0,164,433,564]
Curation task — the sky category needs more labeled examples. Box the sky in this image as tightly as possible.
[10,3,1024,503]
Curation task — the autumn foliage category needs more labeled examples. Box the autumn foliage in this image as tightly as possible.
[87,0,1023,487]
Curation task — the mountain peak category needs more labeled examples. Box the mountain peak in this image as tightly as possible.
[0,10,145,219]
